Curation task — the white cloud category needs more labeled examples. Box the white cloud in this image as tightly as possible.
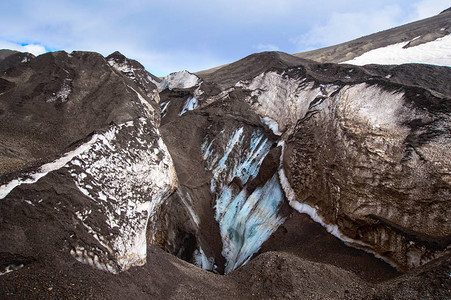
[1,0,443,75]
[0,40,48,56]
[412,0,449,19]
[23,44,47,55]
[290,4,406,52]
[255,44,280,52]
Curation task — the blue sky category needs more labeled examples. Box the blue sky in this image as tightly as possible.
[0,0,448,76]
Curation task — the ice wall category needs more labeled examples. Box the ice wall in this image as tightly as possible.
[201,127,286,273]
[215,175,286,273]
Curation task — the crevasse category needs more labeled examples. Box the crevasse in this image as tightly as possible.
[201,128,285,273]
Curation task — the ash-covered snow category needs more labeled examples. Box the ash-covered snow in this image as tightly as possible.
[1,118,178,273]
[237,71,338,135]
[157,70,201,92]
[0,135,98,199]
[336,83,408,131]
[128,86,155,118]
[276,141,399,269]
[68,118,177,272]
[343,34,451,67]
[107,57,161,101]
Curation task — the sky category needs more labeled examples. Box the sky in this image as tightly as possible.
[0,0,449,76]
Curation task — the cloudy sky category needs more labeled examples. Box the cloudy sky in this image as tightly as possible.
[0,0,448,76]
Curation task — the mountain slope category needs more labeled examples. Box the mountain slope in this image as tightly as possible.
[0,10,450,300]
[293,9,451,64]
[196,9,450,77]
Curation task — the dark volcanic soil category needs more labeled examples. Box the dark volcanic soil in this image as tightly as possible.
[259,212,399,283]
[1,239,449,299]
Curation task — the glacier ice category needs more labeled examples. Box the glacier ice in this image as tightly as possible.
[201,127,285,273]
[202,127,272,192]
[179,96,199,116]
[215,175,286,274]
[193,247,215,271]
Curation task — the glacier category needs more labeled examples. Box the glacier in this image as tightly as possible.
[215,175,286,274]
[200,127,287,273]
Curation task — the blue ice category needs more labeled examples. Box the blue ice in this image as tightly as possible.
[215,174,286,274]
[179,96,199,116]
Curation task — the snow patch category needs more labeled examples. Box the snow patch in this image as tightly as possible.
[157,70,201,92]
[261,117,282,135]
[160,101,170,117]
[0,264,24,276]
[343,34,451,67]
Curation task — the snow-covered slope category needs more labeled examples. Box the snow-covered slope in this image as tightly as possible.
[344,34,451,67]
[293,9,451,65]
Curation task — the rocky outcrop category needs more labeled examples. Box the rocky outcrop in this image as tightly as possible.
[0,50,177,273]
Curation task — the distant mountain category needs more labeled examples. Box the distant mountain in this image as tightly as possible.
[293,8,450,64]
[197,8,450,76]
[0,10,450,300]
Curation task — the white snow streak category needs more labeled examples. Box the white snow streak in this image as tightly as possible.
[277,140,399,269]
[261,117,282,135]
[0,136,97,199]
